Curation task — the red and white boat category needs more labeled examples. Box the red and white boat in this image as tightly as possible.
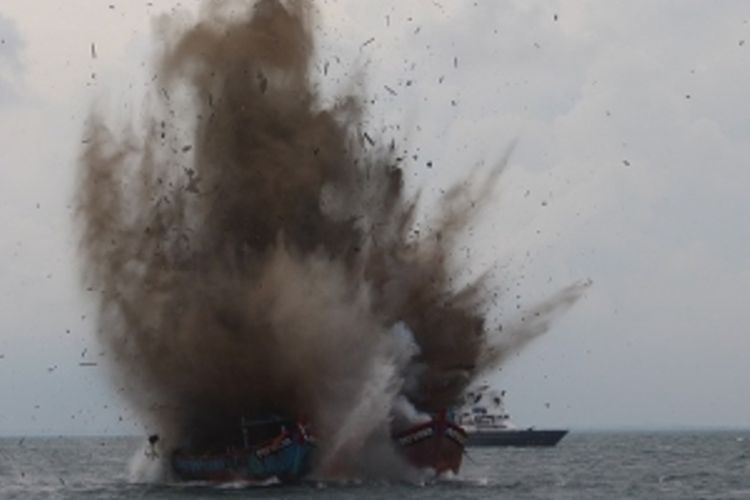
[392,410,467,474]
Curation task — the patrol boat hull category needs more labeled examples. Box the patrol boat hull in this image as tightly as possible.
[466,429,568,447]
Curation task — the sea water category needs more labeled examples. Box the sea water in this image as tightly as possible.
[1,432,748,499]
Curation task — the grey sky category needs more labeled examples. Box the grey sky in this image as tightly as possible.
[0,13,23,107]
[1,1,749,435]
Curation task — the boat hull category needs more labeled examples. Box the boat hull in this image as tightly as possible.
[393,414,467,474]
[466,429,567,447]
[172,431,315,482]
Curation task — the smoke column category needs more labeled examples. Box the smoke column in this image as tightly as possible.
[77,0,588,477]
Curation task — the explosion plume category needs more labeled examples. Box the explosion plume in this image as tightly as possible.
[77,0,587,477]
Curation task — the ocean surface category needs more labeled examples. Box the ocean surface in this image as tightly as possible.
[1,432,749,499]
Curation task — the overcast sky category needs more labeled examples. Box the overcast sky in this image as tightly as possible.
[1,0,749,435]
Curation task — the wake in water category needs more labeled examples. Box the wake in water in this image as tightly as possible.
[77,0,588,479]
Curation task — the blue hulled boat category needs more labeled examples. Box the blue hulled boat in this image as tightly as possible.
[171,418,315,483]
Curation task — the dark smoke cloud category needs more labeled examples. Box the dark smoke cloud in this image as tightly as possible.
[77,0,587,477]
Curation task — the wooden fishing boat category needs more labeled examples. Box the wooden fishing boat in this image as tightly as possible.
[392,410,467,474]
[171,418,315,482]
